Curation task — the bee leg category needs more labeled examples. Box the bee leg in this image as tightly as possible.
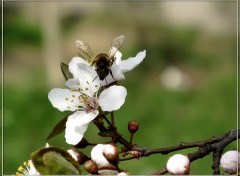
[105,78,108,84]
[109,70,116,81]
[92,75,99,82]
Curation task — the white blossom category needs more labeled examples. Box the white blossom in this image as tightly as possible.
[48,64,127,145]
[220,150,240,174]
[166,154,190,175]
[69,49,146,86]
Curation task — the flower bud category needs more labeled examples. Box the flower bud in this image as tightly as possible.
[128,120,139,134]
[84,160,98,174]
[91,144,113,168]
[166,154,190,175]
[220,150,240,174]
[117,172,129,176]
[67,148,90,165]
[74,138,90,148]
[103,144,119,165]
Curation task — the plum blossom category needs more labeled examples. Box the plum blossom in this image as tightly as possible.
[48,64,127,145]
[69,48,146,86]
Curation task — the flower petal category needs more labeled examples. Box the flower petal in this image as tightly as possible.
[69,56,89,78]
[100,63,125,86]
[120,50,146,73]
[48,88,80,112]
[114,51,122,65]
[65,111,99,145]
[65,78,80,90]
[98,85,127,111]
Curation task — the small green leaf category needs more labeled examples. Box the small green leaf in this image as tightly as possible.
[47,115,68,140]
[61,62,73,80]
[31,147,81,175]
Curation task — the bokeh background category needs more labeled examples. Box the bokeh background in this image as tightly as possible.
[3,1,237,175]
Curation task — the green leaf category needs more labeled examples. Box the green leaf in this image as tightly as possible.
[31,147,81,175]
[47,115,68,140]
[61,62,73,80]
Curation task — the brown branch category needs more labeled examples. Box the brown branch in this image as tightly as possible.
[151,129,239,175]
[93,114,238,175]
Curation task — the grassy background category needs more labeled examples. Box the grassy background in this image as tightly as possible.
[3,1,237,175]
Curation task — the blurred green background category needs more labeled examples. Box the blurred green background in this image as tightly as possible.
[3,1,237,175]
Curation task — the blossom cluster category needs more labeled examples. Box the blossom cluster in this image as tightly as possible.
[16,35,238,175]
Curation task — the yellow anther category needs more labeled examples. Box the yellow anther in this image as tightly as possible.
[65,98,68,101]
[18,166,23,171]
[67,106,70,109]
[72,95,75,98]
[85,88,89,91]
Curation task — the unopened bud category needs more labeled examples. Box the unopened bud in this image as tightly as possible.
[220,150,240,174]
[67,148,90,165]
[91,144,113,168]
[84,160,98,174]
[74,138,89,148]
[166,154,190,175]
[128,120,139,134]
[103,144,119,165]
[117,172,129,176]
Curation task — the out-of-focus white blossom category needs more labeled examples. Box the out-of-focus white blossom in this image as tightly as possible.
[220,150,240,174]
[166,154,190,175]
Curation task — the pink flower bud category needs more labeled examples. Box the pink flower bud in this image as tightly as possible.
[84,160,98,174]
[220,150,240,174]
[128,120,139,133]
[166,154,190,175]
[103,144,119,165]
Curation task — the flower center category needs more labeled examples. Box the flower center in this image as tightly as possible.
[79,94,98,113]
[65,81,99,113]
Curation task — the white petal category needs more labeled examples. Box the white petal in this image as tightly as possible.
[48,88,80,112]
[100,63,125,86]
[91,144,112,168]
[65,111,99,145]
[98,85,127,111]
[69,56,89,78]
[115,51,122,65]
[65,78,80,90]
[120,50,146,73]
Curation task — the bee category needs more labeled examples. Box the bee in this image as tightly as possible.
[76,35,125,83]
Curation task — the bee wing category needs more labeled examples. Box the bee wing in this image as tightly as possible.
[76,40,95,62]
[109,35,125,60]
